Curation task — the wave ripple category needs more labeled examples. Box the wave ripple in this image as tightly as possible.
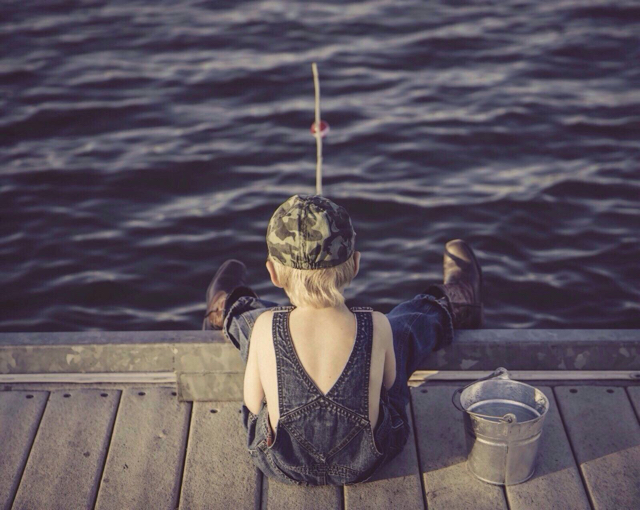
[1,0,639,331]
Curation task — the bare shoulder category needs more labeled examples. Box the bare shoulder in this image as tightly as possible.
[251,309,275,350]
[371,310,391,331]
[371,311,393,345]
[253,309,274,331]
[246,310,275,364]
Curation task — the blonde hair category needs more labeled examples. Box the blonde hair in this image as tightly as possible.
[269,253,357,308]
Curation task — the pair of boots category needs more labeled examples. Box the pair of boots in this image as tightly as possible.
[204,239,483,330]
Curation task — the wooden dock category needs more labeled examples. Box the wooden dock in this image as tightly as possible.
[1,330,639,509]
[1,380,639,509]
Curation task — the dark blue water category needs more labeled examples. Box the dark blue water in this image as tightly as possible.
[1,0,639,332]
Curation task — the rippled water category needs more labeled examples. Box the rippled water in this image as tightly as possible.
[1,0,639,332]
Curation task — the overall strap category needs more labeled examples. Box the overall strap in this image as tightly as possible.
[271,306,318,416]
[330,307,374,418]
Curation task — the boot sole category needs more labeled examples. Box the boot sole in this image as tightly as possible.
[444,240,483,294]
[465,244,484,326]
[447,240,484,327]
[206,259,247,303]
[464,242,483,300]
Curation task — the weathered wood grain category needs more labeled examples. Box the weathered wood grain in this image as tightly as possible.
[628,386,640,423]
[411,386,507,510]
[95,387,190,510]
[555,385,640,509]
[0,390,48,510]
[344,402,423,510]
[11,389,119,510]
[180,401,260,509]
[262,476,342,509]
[505,387,590,510]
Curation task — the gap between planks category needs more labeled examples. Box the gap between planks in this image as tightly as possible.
[409,370,640,383]
[3,370,637,385]
[0,372,176,384]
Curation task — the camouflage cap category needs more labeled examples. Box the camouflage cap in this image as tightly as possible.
[266,194,356,270]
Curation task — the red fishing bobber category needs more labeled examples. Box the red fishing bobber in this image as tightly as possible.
[310,120,330,138]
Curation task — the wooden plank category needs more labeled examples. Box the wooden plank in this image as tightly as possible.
[11,389,119,510]
[628,386,640,422]
[344,402,423,509]
[505,387,590,510]
[0,372,176,384]
[0,391,48,510]
[179,401,260,509]
[178,371,244,401]
[411,386,507,510]
[94,387,190,510]
[410,370,640,383]
[555,385,640,509]
[262,476,342,510]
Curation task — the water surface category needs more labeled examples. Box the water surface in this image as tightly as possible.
[1,0,639,331]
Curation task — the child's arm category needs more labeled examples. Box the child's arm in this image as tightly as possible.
[377,312,396,390]
[243,312,269,415]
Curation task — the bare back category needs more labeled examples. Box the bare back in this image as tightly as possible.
[249,307,394,435]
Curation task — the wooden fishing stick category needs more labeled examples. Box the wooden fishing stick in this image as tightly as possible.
[312,62,323,195]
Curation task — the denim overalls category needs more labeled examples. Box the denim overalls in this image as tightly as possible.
[209,289,454,486]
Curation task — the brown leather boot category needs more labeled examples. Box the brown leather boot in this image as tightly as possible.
[203,259,258,330]
[425,239,484,329]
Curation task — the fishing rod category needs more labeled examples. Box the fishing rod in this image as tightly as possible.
[311,62,329,195]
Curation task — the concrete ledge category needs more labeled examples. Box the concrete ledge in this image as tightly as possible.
[0,331,220,346]
[2,330,639,372]
[1,330,639,401]
[434,329,640,371]
[0,332,243,374]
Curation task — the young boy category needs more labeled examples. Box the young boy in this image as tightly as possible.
[202,194,483,486]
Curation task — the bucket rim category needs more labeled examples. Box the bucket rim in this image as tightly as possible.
[452,368,549,424]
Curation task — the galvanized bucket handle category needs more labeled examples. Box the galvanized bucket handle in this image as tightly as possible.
[451,367,517,424]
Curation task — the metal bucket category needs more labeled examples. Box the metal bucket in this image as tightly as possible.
[452,367,549,485]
